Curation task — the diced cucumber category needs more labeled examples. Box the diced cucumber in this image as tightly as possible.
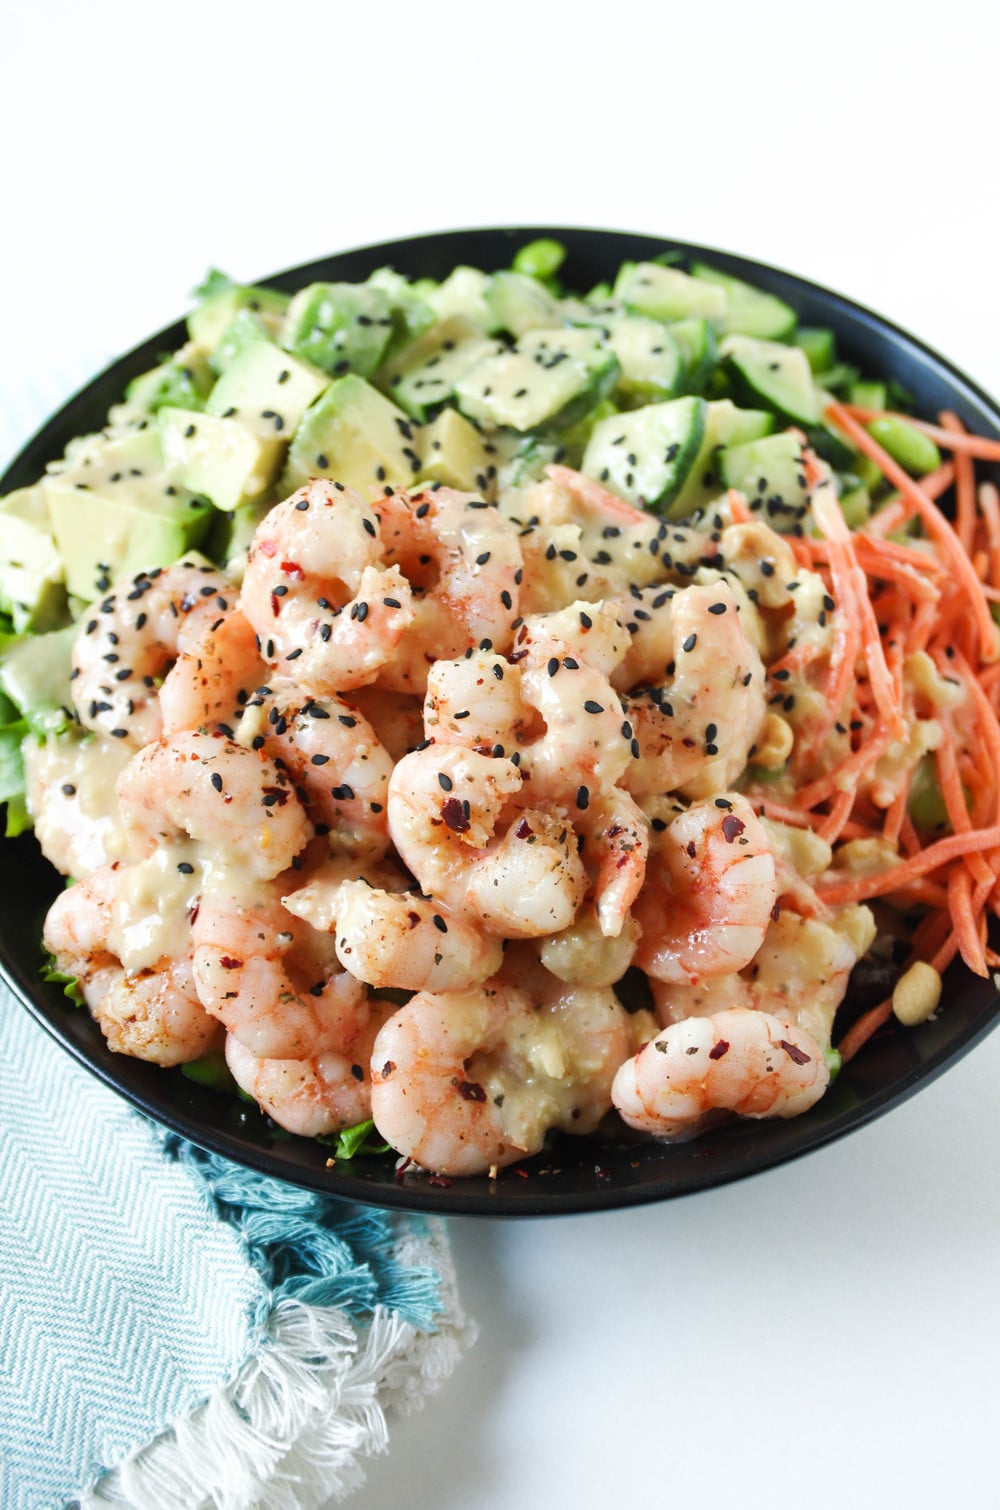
[668,318,718,395]
[283,375,421,497]
[455,328,620,434]
[690,262,796,340]
[581,396,706,512]
[486,271,563,338]
[717,431,811,530]
[159,407,280,512]
[377,316,503,423]
[281,282,394,378]
[795,327,837,375]
[668,399,775,517]
[570,311,683,403]
[616,262,726,322]
[849,380,887,411]
[426,266,497,332]
[720,334,820,426]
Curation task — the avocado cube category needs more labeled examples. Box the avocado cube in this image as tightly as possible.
[0,622,77,726]
[0,487,68,633]
[416,408,493,494]
[125,342,214,414]
[366,267,436,351]
[44,425,214,600]
[282,282,395,377]
[205,338,329,446]
[188,274,289,352]
[159,407,281,512]
[284,375,421,497]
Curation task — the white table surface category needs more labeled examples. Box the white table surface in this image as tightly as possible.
[4,4,1000,1507]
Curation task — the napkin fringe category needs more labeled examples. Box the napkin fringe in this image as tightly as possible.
[78,1221,474,1508]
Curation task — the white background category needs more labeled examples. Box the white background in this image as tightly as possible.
[4,3,1000,1507]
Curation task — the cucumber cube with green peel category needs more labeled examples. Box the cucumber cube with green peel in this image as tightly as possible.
[455,328,620,433]
[667,317,718,395]
[689,263,797,341]
[615,262,726,322]
[283,374,421,497]
[717,431,812,530]
[581,395,706,512]
[485,271,564,338]
[378,316,504,423]
[720,334,820,427]
[43,426,214,600]
[426,265,498,332]
[668,399,774,517]
[281,282,395,378]
[159,407,282,512]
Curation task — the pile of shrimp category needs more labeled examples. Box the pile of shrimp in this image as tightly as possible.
[35,464,894,1177]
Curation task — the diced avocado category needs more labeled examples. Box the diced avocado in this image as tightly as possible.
[205,338,329,442]
[205,498,273,573]
[0,622,76,729]
[187,271,289,351]
[426,266,497,331]
[717,431,811,530]
[159,407,280,512]
[455,328,620,433]
[210,309,275,375]
[615,262,726,322]
[365,267,436,352]
[43,425,214,599]
[668,399,774,517]
[689,262,797,340]
[283,375,421,497]
[667,318,718,394]
[281,282,394,378]
[720,334,820,427]
[581,396,706,513]
[378,316,503,423]
[0,487,68,634]
[416,408,493,494]
[125,342,215,414]
[486,271,563,338]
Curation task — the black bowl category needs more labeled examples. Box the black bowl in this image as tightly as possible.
[3,226,999,1216]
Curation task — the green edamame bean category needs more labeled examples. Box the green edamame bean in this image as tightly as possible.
[867,415,942,476]
[512,238,567,282]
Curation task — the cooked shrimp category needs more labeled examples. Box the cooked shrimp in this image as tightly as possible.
[633,793,777,985]
[24,732,133,880]
[224,1012,388,1138]
[348,684,426,762]
[285,875,505,992]
[234,687,394,858]
[192,890,369,1060]
[580,786,649,938]
[609,583,677,691]
[621,581,767,799]
[388,745,588,937]
[159,606,265,737]
[240,479,415,693]
[653,904,877,1050]
[72,557,238,747]
[423,649,526,754]
[42,863,222,1066]
[611,1008,829,1139]
[373,486,523,693]
[115,730,311,881]
[370,967,632,1175]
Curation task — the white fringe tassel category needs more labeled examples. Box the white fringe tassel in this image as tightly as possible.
[78,1218,476,1509]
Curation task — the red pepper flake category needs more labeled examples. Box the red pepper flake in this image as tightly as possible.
[457,1080,487,1103]
[280,559,305,580]
[428,1174,454,1188]
[270,591,283,616]
[721,814,746,843]
[511,1167,529,1179]
[380,1060,396,1078]
[515,818,532,839]
[441,796,470,833]
[708,1039,730,1060]
[779,1038,811,1065]
[219,955,243,969]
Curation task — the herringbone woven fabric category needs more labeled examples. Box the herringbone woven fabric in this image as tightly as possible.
[0,990,266,1509]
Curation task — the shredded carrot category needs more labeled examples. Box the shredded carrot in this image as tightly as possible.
[941,412,978,554]
[816,825,1000,907]
[840,404,1000,462]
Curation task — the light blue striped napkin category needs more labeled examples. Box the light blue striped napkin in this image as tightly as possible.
[0,986,473,1509]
